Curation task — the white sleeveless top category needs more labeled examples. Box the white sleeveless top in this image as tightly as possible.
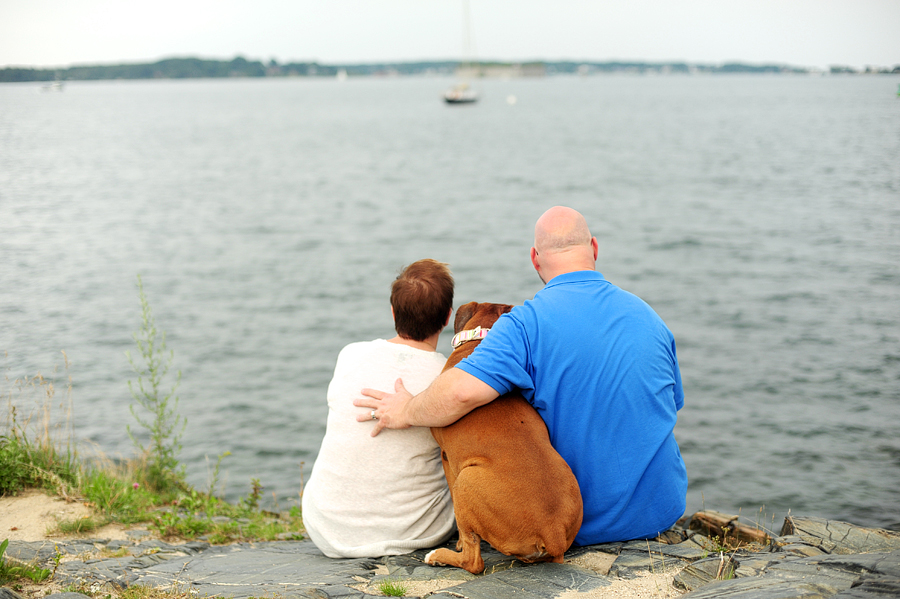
[301,339,455,557]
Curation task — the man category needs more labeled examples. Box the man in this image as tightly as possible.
[356,207,687,546]
[302,259,456,557]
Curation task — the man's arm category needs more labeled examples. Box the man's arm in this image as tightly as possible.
[354,367,499,436]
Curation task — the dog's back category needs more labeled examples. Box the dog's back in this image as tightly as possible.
[425,302,583,574]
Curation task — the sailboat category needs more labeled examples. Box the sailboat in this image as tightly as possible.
[444,83,478,104]
[444,0,478,104]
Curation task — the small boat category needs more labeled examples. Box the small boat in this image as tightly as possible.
[443,0,479,105]
[444,83,478,104]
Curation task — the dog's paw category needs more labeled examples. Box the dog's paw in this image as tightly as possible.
[424,550,446,567]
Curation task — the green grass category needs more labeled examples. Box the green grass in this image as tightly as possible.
[56,514,104,535]
[1,366,80,498]
[377,577,410,597]
[1,376,305,543]
[0,282,305,597]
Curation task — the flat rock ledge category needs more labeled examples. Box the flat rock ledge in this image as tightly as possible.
[3,514,900,599]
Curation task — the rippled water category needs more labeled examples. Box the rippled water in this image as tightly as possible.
[2,75,899,529]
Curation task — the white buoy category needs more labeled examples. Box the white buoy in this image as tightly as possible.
[507,95,517,105]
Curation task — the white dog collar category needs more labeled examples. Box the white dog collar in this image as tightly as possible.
[451,326,490,349]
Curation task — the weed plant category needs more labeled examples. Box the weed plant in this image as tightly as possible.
[126,275,186,495]
[1,278,305,553]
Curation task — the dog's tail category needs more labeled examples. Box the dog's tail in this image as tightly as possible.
[520,534,569,564]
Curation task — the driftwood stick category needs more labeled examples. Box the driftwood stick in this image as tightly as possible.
[689,510,770,545]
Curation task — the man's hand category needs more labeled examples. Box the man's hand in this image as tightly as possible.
[355,378,412,437]
[355,368,499,436]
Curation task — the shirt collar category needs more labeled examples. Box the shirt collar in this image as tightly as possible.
[543,269,606,289]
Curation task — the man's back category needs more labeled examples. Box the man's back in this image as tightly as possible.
[457,270,687,545]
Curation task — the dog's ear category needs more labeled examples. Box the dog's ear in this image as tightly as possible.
[454,302,478,333]
[498,304,513,316]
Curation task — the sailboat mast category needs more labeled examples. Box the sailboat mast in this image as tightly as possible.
[462,0,475,75]
[443,0,479,103]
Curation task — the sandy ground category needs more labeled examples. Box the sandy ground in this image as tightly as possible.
[2,491,684,598]
[0,488,130,542]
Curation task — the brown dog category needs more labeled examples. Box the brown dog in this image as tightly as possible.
[424,301,583,574]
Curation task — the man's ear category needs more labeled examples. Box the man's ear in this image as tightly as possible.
[591,237,598,261]
[530,246,540,272]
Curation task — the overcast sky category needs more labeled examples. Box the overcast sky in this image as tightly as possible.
[1,0,898,70]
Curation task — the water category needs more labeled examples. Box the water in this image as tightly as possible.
[2,75,899,531]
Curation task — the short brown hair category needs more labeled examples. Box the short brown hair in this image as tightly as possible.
[391,259,454,341]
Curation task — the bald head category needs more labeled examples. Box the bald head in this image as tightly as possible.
[530,206,598,283]
[534,206,592,254]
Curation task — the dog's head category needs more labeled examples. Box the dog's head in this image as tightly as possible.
[454,302,514,334]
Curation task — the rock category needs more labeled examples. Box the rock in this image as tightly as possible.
[678,549,900,598]
[782,517,900,555]
[3,541,57,563]
[0,589,26,599]
[428,562,609,599]
[673,557,722,591]
[9,515,900,599]
[780,543,829,557]
[835,575,900,598]
[678,576,842,598]
[124,530,151,541]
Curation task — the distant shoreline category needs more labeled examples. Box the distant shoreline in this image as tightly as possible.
[3,55,899,83]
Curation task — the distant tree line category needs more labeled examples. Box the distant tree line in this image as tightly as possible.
[2,56,898,83]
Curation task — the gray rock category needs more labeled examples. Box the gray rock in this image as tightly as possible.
[0,588,26,599]
[127,541,377,599]
[608,550,660,579]
[429,562,609,599]
[610,536,709,580]
[780,544,829,557]
[762,556,860,592]
[833,576,900,598]
[3,541,63,563]
[15,516,900,599]
[775,534,838,554]
[782,517,900,555]
[642,535,711,562]
[678,549,900,598]
[43,593,92,599]
[728,552,796,578]
[806,551,900,579]
[679,576,840,598]
[674,556,729,591]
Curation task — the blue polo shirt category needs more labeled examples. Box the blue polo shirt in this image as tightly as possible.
[456,270,687,545]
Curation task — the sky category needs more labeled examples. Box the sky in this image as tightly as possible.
[1,0,898,70]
